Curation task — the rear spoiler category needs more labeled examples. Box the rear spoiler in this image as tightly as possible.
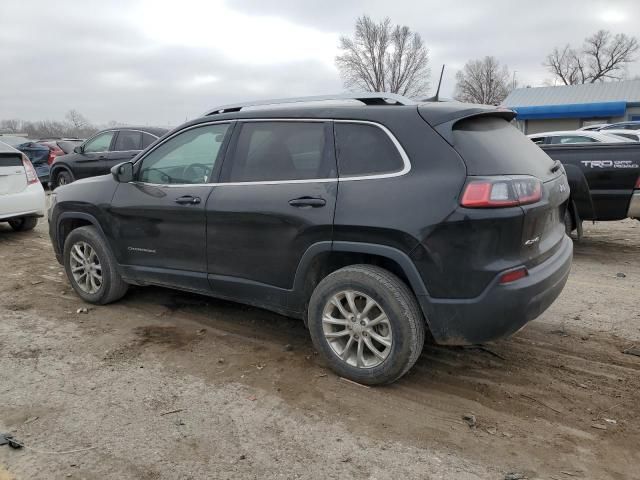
[418,102,516,145]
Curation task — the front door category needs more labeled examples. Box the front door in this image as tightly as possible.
[75,131,116,179]
[206,120,337,307]
[109,122,232,292]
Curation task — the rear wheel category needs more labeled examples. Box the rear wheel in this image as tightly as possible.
[307,265,425,385]
[63,226,128,304]
[55,170,73,188]
[9,217,38,232]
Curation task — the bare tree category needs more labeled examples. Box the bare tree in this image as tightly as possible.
[544,30,639,85]
[0,119,22,133]
[65,109,89,129]
[454,56,513,105]
[336,16,430,97]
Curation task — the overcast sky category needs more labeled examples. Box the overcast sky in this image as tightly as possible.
[2,0,639,126]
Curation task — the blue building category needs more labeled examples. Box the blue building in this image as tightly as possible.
[503,79,640,134]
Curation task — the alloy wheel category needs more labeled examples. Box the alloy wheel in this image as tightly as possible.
[69,241,102,294]
[322,290,393,368]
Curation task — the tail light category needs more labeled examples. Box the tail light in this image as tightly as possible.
[461,176,542,208]
[47,145,64,165]
[22,154,39,185]
[635,176,640,189]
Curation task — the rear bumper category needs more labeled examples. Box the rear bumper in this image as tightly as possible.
[628,191,640,219]
[0,183,46,221]
[419,235,573,345]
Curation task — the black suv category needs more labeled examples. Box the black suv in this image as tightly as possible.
[49,126,168,189]
[48,94,572,385]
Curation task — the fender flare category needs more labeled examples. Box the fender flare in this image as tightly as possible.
[55,211,107,253]
[291,241,432,326]
[49,164,75,188]
[563,164,595,220]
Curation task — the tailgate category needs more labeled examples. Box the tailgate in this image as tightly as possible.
[0,153,27,195]
[445,114,569,264]
[519,172,570,266]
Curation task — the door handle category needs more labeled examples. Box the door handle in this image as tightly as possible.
[288,196,326,208]
[175,195,201,205]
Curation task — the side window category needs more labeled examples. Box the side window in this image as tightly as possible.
[529,136,546,145]
[226,122,333,182]
[334,123,404,177]
[141,132,157,149]
[113,130,142,151]
[138,124,229,184]
[83,131,115,153]
[551,136,596,144]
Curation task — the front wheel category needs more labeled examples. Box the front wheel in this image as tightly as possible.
[63,226,128,304]
[307,265,425,385]
[9,217,38,232]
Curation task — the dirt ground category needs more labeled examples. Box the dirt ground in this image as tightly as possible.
[0,218,639,480]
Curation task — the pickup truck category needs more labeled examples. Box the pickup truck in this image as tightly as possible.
[539,143,640,237]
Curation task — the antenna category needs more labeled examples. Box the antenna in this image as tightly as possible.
[424,65,445,102]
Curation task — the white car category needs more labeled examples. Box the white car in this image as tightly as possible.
[527,130,632,145]
[603,129,640,142]
[0,141,46,231]
[577,123,610,131]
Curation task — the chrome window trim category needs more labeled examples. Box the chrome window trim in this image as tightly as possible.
[132,118,411,188]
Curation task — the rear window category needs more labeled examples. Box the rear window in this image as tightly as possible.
[0,154,23,167]
[334,123,404,177]
[142,132,157,149]
[452,116,555,181]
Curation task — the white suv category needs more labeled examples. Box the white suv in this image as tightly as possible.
[0,141,46,231]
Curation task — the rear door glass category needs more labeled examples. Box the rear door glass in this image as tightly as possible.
[225,122,334,182]
[113,130,142,151]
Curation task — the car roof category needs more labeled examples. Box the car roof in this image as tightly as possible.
[0,140,22,154]
[528,130,630,142]
[94,126,169,137]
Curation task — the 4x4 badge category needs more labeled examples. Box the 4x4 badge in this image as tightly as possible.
[524,236,540,246]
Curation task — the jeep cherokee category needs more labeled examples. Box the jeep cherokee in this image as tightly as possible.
[48,93,573,385]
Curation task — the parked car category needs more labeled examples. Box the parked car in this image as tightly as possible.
[599,121,640,131]
[0,141,46,231]
[604,130,640,142]
[538,142,640,237]
[577,123,610,131]
[49,127,167,188]
[48,93,572,385]
[14,141,51,184]
[528,130,632,145]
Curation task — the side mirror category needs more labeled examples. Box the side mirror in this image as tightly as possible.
[73,145,83,154]
[111,162,134,183]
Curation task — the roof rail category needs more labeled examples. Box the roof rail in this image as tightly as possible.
[203,92,416,116]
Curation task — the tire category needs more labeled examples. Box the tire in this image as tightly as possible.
[9,217,38,232]
[564,208,574,235]
[54,169,73,189]
[307,264,425,385]
[63,226,128,304]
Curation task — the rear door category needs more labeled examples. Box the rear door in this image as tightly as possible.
[206,120,337,299]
